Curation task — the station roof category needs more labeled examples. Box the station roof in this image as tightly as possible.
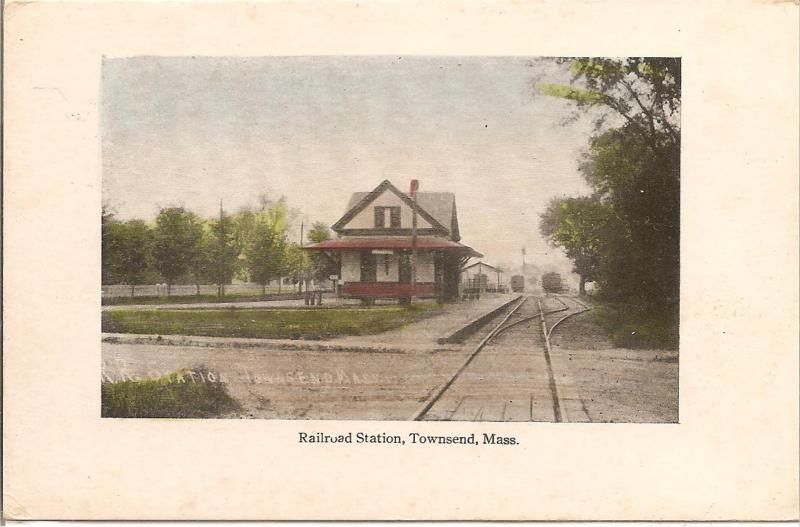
[335,180,461,241]
[304,238,482,257]
[343,189,457,236]
[463,261,503,272]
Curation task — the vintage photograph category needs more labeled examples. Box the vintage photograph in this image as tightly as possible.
[101,56,680,422]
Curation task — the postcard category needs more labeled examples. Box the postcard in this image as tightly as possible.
[3,0,798,520]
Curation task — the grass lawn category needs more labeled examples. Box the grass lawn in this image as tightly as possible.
[102,303,442,339]
[592,301,679,350]
[102,369,240,418]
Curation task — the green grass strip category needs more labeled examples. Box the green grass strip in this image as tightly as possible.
[102,304,441,340]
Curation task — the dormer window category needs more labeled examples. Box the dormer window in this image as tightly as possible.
[374,206,401,228]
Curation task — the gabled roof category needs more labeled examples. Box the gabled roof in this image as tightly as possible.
[333,180,458,239]
[463,261,503,273]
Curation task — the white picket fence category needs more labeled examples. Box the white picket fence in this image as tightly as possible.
[102,281,313,298]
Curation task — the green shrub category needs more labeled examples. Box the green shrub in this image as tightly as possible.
[592,303,678,350]
[102,368,240,418]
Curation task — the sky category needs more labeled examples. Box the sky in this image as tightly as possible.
[102,56,597,281]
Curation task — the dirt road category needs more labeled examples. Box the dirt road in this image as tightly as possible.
[101,295,678,422]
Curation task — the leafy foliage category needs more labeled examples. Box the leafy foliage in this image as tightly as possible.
[152,208,204,293]
[307,222,339,282]
[282,243,309,285]
[103,197,323,297]
[542,57,680,151]
[582,126,680,309]
[208,209,241,293]
[245,210,288,290]
[540,197,614,294]
[308,221,332,244]
[186,226,215,293]
[102,219,154,295]
[540,57,680,348]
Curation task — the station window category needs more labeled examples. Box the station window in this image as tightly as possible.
[389,207,401,228]
[374,206,401,228]
[374,207,386,228]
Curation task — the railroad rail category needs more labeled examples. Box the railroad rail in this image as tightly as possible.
[413,294,592,422]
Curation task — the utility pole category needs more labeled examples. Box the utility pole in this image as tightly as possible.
[522,246,526,276]
[299,220,304,294]
[218,200,224,298]
[410,179,419,302]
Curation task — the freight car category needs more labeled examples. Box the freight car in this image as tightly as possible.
[541,272,566,294]
[510,275,525,292]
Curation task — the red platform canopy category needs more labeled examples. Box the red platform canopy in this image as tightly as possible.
[304,238,482,257]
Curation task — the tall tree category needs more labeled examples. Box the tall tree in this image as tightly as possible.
[101,203,119,285]
[208,206,240,297]
[152,207,204,295]
[540,57,680,313]
[245,200,307,295]
[106,220,153,297]
[581,125,679,307]
[245,216,286,296]
[186,224,213,296]
[231,207,259,282]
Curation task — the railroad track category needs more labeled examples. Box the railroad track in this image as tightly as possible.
[413,294,592,422]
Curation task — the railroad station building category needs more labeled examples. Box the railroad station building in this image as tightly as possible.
[304,180,481,302]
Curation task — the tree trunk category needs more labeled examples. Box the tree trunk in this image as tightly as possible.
[130,284,135,298]
[579,275,587,296]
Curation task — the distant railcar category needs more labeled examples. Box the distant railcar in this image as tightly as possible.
[541,272,564,294]
[510,275,525,292]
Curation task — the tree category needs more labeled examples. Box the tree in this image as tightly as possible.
[231,207,259,282]
[102,203,119,285]
[246,216,286,296]
[582,125,679,307]
[540,197,614,295]
[105,220,153,297]
[540,58,680,154]
[306,222,338,284]
[307,221,332,244]
[186,224,213,296]
[152,207,204,295]
[208,207,240,297]
[282,243,309,292]
[243,201,297,295]
[540,57,680,314]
